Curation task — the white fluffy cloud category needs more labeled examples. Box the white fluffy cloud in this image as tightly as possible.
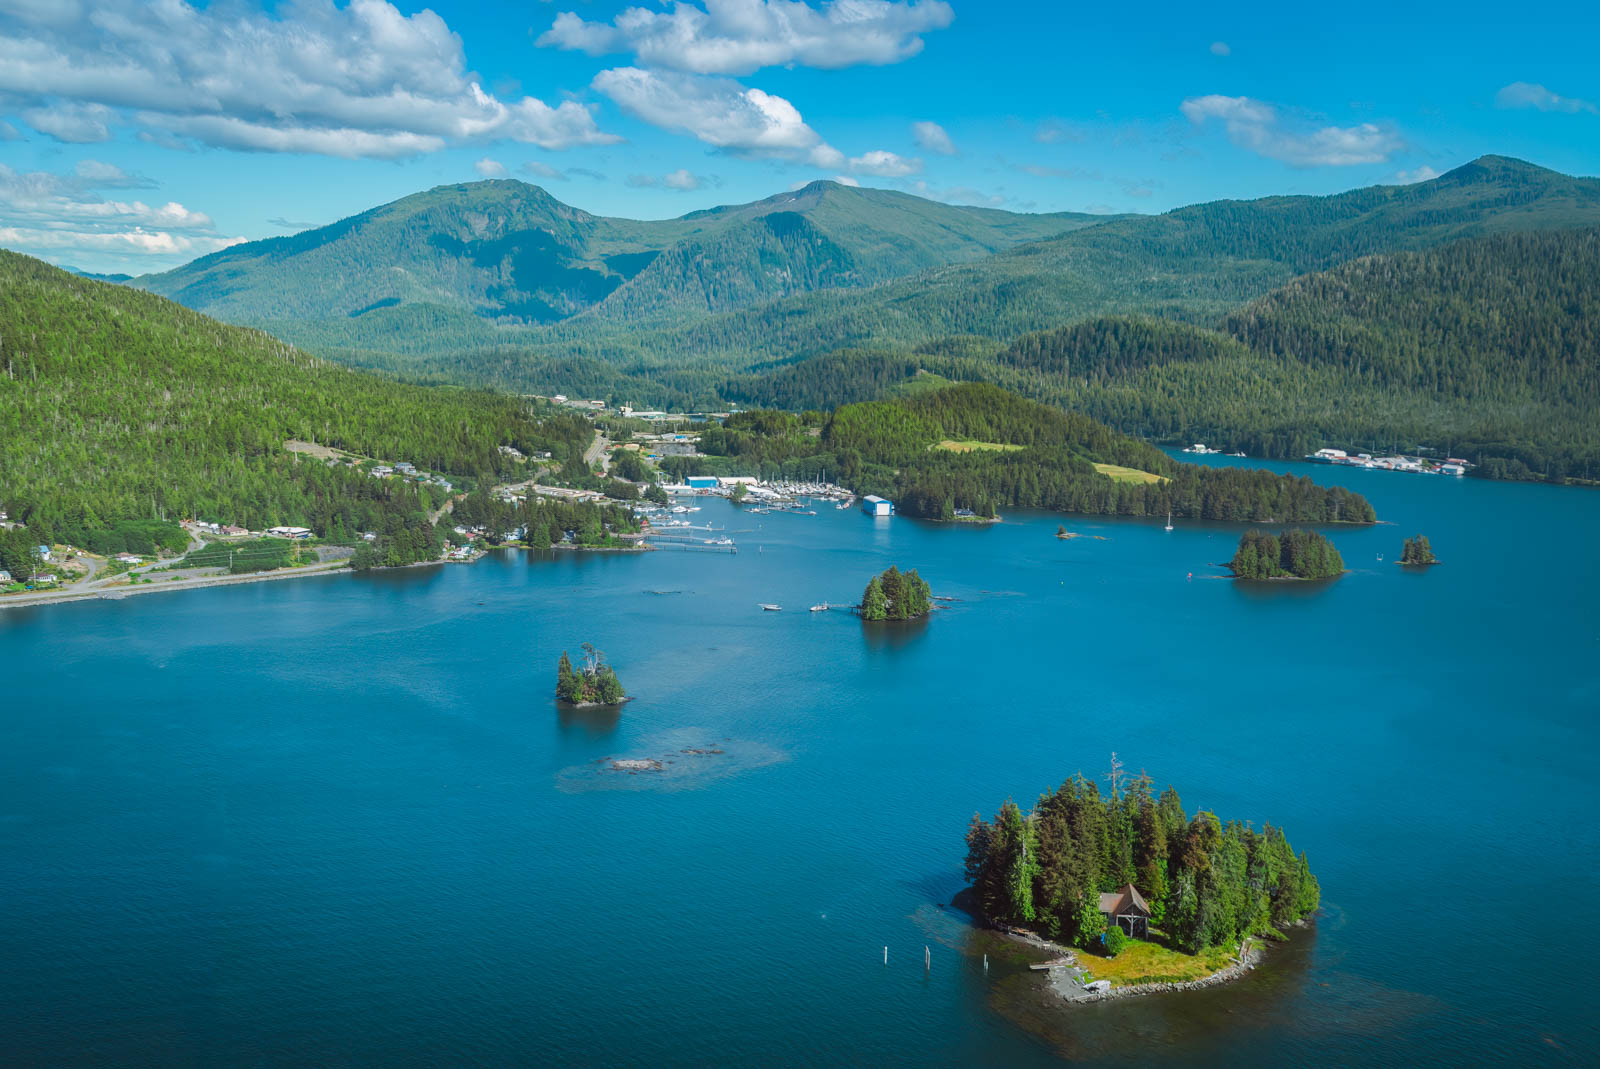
[474,158,509,178]
[521,161,569,182]
[849,150,922,176]
[1209,41,1230,56]
[910,120,956,155]
[1495,82,1597,114]
[627,169,713,190]
[1180,95,1404,166]
[0,161,241,272]
[0,0,617,158]
[663,168,706,190]
[540,0,954,75]
[593,67,841,165]
[1392,165,1441,184]
[905,180,1003,206]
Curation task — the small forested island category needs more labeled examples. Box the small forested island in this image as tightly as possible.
[860,565,933,620]
[555,643,627,706]
[1400,534,1440,565]
[1228,529,1344,580]
[962,760,1320,995]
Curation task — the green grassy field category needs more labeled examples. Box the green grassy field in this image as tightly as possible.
[934,439,1025,453]
[1092,462,1166,484]
[1079,937,1237,987]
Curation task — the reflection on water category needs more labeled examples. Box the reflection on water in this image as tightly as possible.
[555,701,621,738]
[862,615,931,651]
[969,922,1318,1062]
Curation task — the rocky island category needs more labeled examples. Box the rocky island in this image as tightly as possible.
[556,643,627,706]
[1227,528,1344,580]
[859,565,933,621]
[1400,534,1440,565]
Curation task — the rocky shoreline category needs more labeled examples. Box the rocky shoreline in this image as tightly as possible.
[952,891,1268,1004]
[1042,940,1264,1003]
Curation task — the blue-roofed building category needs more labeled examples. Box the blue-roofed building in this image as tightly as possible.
[861,495,893,517]
[686,476,718,489]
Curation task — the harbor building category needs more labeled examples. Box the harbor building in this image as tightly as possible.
[862,495,894,517]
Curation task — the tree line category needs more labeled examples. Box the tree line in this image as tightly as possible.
[964,765,1320,954]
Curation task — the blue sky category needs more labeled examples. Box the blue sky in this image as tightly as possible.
[2,0,1597,274]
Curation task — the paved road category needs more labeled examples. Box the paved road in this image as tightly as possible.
[584,431,609,472]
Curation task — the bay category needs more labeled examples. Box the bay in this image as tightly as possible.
[2,455,1596,1066]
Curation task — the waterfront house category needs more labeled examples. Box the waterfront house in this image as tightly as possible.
[30,573,58,584]
[1098,883,1151,938]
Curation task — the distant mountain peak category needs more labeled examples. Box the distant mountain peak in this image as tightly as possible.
[1436,154,1563,185]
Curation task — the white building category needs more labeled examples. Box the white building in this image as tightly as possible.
[862,495,894,517]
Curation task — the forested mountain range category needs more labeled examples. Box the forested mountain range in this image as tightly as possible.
[0,251,593,548]
[78,156,1600,486]
[525,155,1600,372]
[134,179,1095,354]
[718,227,1600,480]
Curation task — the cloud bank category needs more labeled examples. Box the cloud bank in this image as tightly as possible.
[0,161,241,271]
[593,67,843,166]
[539,0,955,75]
[0,0,617,158]
[1495,82,1597,114]
[1181,95,1404,166]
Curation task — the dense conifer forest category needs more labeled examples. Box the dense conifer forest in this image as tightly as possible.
[1227,529,1345,580]
[0,253,597,553]
[859,566,933,620]
[683,384,1376,524]
[963,768,1320,954]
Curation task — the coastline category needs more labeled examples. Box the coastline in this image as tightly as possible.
[0,560,355,611]
[2,534,656,613]
[951,889,1267,1003]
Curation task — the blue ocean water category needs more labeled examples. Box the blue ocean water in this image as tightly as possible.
[2,457,1595,1066]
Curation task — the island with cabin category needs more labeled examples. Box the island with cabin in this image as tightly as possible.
[958,757,1320,1000]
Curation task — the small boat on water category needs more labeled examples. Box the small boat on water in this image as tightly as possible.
[1164,509,1174,532]
[835,501,851,509]
[760,603,782,611]
[810,602,829,612]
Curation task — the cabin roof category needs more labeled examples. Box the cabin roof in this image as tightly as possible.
[1097,883,1151,917]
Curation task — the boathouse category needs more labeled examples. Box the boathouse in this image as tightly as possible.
[861,495,893,517]
[1098,883,1151,938]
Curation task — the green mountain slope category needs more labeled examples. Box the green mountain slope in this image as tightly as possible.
[134,179,1095,351]
[0,251,590,546]
[716,224,1600,481]
[548,155,1600,370]
[935,227,1600,479]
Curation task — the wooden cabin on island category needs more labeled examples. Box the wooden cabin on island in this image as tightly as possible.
[1099,883,1151,938]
